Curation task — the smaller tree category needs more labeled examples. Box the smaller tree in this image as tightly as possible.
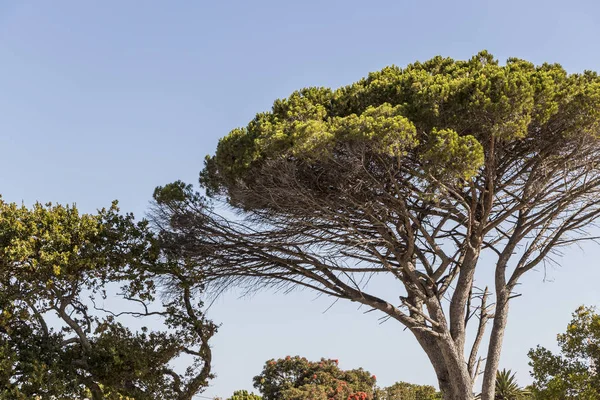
[253,356,376,400]
[528,306,600,399]
[375,381,441,400]
[227,390,262,400]
[0,199,216,400]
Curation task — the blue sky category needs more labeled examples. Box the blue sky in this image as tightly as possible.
[1,0,599,397]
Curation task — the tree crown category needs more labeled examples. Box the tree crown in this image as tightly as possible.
[202,51,600,206]
[0,199,215,400]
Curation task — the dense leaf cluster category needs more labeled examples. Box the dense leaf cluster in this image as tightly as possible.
[0,199,215,399]
[226,390,262,400]
[375,381,440,400]
[252,356,376,400]
[528,306,600,399]
[203,51,600,203]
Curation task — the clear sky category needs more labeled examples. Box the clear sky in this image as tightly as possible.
[1,0,599,398]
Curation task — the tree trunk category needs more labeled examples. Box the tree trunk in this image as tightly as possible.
[438,373,474,400]
[439,338,475,400]
[414,331,474,400]
[480,291,510,400]
[436,364,474,400]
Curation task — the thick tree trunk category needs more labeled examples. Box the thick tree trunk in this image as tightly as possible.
[438,372,474,400]
[438,337,474,400]
[413,334,453,396]
[414,331,474,400]
[434,359,474,400]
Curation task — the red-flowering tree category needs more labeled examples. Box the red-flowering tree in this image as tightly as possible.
[252,356,376,400]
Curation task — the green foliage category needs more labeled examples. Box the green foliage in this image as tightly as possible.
[475,370,529,400]
[0,198,215,399]
[528,306,600,399]
[201,51,600,200]
[253,356,376,400]
[155,51,600,400]
[494,369,529,400]
[421,128,483,180]
[375,381,441,400]
[227,390,262,400]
